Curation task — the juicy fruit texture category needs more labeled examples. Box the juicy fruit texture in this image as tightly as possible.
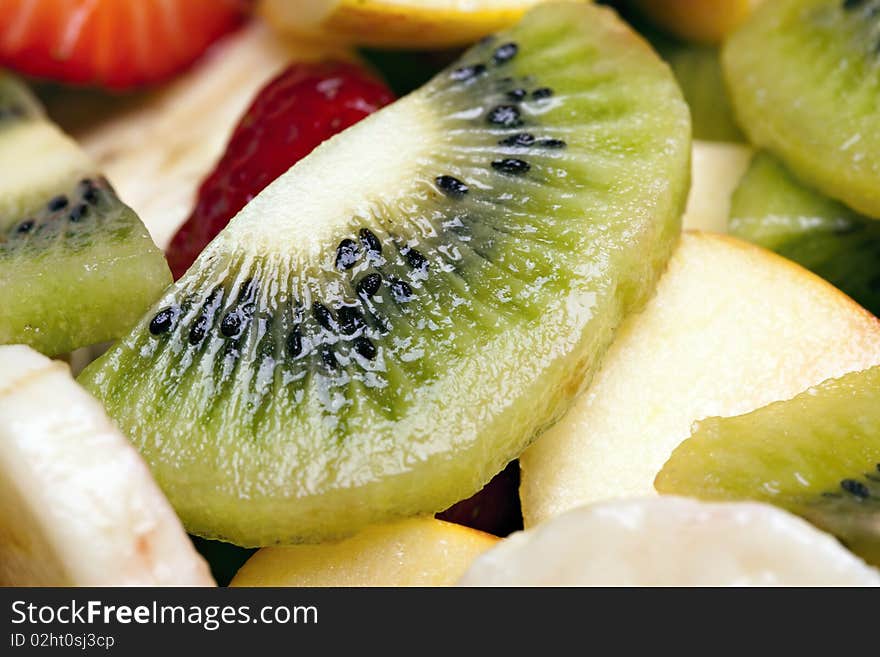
[520,232,880,527]
[167,61,394,280]
[681,141,752,232]
[0,0,248,89]
[657,366,880,567]
[724,0,880,218]
[630,0,763,44]
[80,3,691,546]
[231,518,497,586]
[0,73,171,356]
[79,23,341,249]
[260,0,555,48]
[730,152,880,317]
[0,346,214,586]
[458,497,880,586]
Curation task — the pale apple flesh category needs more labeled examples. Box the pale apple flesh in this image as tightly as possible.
[682,141,753,233]
[230,518,497,587]
[520,232,880,528]
[0,346,214,586]
[259,0,552,48]
[459,497,880,586]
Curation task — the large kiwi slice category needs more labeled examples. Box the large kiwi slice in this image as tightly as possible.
[656,366,880,567]
[724,0,880,217]
[0,72,171,356]
[730,151,880,316]
[80,3,692,546]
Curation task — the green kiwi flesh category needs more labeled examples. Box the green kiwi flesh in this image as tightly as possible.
[724,0,880,218]
[730,151,880,316]
[0,72,171,356]
[656,366,880,567]
[80,3,692,546]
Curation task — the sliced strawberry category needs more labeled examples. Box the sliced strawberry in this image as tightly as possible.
[166,61,395,280]
[0,0,249,89]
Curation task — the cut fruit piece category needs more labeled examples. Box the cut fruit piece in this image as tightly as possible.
[657,366,880,567]
[0,345,214,586]
[724,0,880,218]
[520,232,880,527]
[79,3,691,546]
[458,497,880,586]
[167,60,394,280]
[231,517,497,586]
[0,72,171,356]
[78,23,347,249]
[0,0,248,89]
[630,0,763,44]
[646,31,743,142]
[681,140,752,232]
[260,0,556,48]
[730,151,880,317]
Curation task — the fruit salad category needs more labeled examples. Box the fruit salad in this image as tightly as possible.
[1,0,879,588]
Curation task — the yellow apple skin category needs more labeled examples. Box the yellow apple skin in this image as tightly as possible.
[260,0,559,48]
[230,518,498,587]
[520,232,880,528]
[631,0,764,45]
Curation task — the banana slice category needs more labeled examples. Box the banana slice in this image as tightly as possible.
[0,345,214,586]
[76,21,347,249]
[459,497,880,586]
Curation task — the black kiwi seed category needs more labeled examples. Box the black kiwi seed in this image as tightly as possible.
[500,133,536,147]
[220,311,243,338]
[149,308,176,335]
[313,303,336,331]
[450,64,487,82]
[16,220,34,234]
[353,336,377,360]
[356,273,382,298]
[68,204,88,222]
[337,306,365,335]
[47,195,69,212]
[493,42,519,64]
[539,138,567,149]
[80,181,101,205]
[320,346,338,370]
[390,279,414,303]
[286,328,303,358]
[359,228,382,257]
[335,238,359,270]
[840,478,870,499]
[532,87,554,100]
[506,88,527,101]
[405,248,429,272]
[492,158,531,175]
[487,105,522,128]
[436,175,469,198]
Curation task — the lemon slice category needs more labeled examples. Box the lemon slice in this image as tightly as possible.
[259,0,560,48]
[0,345,214,586]
[459,497,880,586]
[230,518,497,586]
[631,0,764,45]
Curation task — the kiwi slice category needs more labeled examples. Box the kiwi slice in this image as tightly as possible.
[656,366,880,566]
[80,3,692,546]
[724,0,880,218]
[0,72,171,356]
[729,152,880,316]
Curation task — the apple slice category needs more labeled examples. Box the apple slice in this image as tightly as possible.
[259,0,551,48]
[520,232,880,528]
[0,345,214,586]
[230,518,497,587]
[459,497,880,586]
[681,141,753,233]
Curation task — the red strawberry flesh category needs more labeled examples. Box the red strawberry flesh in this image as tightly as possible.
[166,61,395,280]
